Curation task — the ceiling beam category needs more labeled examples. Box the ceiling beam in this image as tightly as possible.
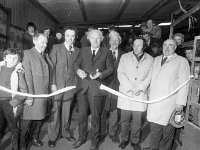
[141,0,173,19]
[171,2,200,27]
[28,0,59,24]
[59,16,171,27]
[77,0,88,22]
[114,0,131,20]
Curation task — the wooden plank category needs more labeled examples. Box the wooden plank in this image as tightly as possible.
[0,2,8,14]
[114,0,131,20]
[141,0,173,18]
[171,2,200,27]
[6,8,11,48]
[28,0,59,24]
[77,0,88,22]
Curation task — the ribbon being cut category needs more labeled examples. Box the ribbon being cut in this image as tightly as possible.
[0,75,193,104]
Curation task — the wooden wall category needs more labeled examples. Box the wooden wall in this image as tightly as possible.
[0,0,56,31]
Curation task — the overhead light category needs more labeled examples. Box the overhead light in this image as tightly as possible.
[98,27,109,30]
[158,22,171,26]
[117,25,133,28]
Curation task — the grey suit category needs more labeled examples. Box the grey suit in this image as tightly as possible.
[48,43,80,141]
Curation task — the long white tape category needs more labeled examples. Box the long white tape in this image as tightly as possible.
[100,76,193,104]
[0,76,193,104]
[0,85,76,98]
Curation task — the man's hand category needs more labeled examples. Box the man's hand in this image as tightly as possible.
[51,85,57,92]
[25,99,33,106]
[175,104,184,112]
[90,69,102,80]
[77,69,87,79]
[130,87,143,96]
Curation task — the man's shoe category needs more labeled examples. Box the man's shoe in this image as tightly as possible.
[131,143,141,150]
[109,134,120,143]
[90,144,98,150]
[119,140,128,149]
[32,138,43,147]
[48,140,56,148]
[65,134,76,142]
[72,138,86,149]
[100,134,107,142]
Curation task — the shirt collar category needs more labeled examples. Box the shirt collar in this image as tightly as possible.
[35,47,42,54]
[91,47,100,54]
[64,42,74,51]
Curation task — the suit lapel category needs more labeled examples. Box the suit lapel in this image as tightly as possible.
[93,47,102,62]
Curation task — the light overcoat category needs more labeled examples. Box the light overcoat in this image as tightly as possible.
[117,52,154,111]
[147,53,190,125]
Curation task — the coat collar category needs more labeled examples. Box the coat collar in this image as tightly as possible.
[131,52,147,63]
[164,53,177,63]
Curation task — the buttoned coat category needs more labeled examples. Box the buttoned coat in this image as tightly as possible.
[74,46,114,97]
[104,49,124,111]
[147,53,190,126]
[49,43,80,100]
[22,48,54,120]
[117,52,154,112]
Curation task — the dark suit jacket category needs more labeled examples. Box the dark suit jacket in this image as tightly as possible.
[74,46,114,96]
[22,48,54,120]
[22,32,34,50]
[50,43,80,100]
[104,49,124,111]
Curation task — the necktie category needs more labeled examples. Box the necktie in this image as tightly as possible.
[69,45,72,54]
[92,50,95,61]
[161,57,167,66]
[112,51,116,61]
[41,52,44,58]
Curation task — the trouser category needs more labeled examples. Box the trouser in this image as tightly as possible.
[78,90,104,145]
[109,109,121,136]
[48,97,73,141]
[150,122,175,150]
[0,100,19,150]
[121,110,143,144]
[19,119,43,147]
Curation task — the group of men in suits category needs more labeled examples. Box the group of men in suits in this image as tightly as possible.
[17,24,190,150]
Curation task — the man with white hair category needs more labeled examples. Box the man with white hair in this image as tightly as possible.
[102,30,124,143]
[73,29,114,150]
[147,39,190,150]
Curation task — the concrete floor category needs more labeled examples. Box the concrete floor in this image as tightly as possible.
[1,121,151,150]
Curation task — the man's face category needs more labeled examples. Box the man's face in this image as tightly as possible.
[89,31,102,49]
[109,37,120,50]
[4,54,19,67]
[133,39,144,56]
[173,35,183,46]
[147,20,153,29]
[65,30,75,46]
[56,33,62,40]
[44,29,50,37]
[28,26,34,35]
[162,39,176,56]
[34,35,48,52]
[185,49,193,62]
[143,34,150,42]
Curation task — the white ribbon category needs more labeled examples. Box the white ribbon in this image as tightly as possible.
[0,85,76,98]
[0,76,193,104]
[100,76,193,104]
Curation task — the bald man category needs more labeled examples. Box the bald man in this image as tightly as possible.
[147,39,190,150]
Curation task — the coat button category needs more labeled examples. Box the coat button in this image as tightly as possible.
[135,78,137,80]
[136,66,138,69]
